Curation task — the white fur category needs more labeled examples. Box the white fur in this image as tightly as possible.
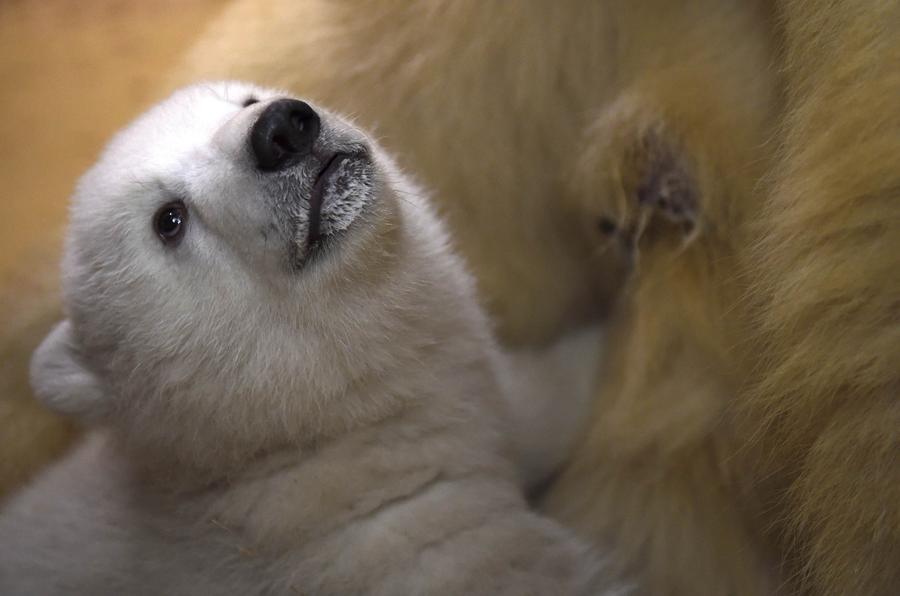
[0,82,626,595]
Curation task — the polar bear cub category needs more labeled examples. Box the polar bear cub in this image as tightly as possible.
[0,82,624,595]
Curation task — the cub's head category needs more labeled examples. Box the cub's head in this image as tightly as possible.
[32,82,484,471]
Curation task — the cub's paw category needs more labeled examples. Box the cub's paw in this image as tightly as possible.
[570,95,702,269]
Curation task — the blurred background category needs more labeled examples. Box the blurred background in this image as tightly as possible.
[0,0,221,281]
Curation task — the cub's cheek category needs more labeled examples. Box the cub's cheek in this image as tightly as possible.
[336,199,405,284]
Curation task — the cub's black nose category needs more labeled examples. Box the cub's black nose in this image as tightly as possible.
[250,99,320,171]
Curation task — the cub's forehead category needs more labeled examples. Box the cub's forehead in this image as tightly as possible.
[79,82,279,197]
[113,82,270,162]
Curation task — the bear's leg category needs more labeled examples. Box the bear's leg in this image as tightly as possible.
[549,64,781,592]
[744,1,900,592]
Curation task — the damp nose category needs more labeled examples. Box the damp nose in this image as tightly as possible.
[250,99,320,171]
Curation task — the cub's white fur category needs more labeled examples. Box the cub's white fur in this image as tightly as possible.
[0,83,625,595]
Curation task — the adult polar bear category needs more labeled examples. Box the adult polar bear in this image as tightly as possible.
[0,82,623,595]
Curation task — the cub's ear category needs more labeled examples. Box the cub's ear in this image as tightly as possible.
[30,320,107,421]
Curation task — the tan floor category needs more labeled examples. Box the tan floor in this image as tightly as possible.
[0,0,223,496]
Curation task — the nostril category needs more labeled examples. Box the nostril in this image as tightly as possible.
[290,113,306,133]
[272,134,292,154]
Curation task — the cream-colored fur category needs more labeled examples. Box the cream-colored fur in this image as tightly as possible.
[0,82,624,595]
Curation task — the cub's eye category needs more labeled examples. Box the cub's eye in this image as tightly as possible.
[242,96,260,108]
[154,201,188,244]
[597,216,617,236]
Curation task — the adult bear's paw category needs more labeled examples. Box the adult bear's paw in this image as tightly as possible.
[569,92,703,271]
